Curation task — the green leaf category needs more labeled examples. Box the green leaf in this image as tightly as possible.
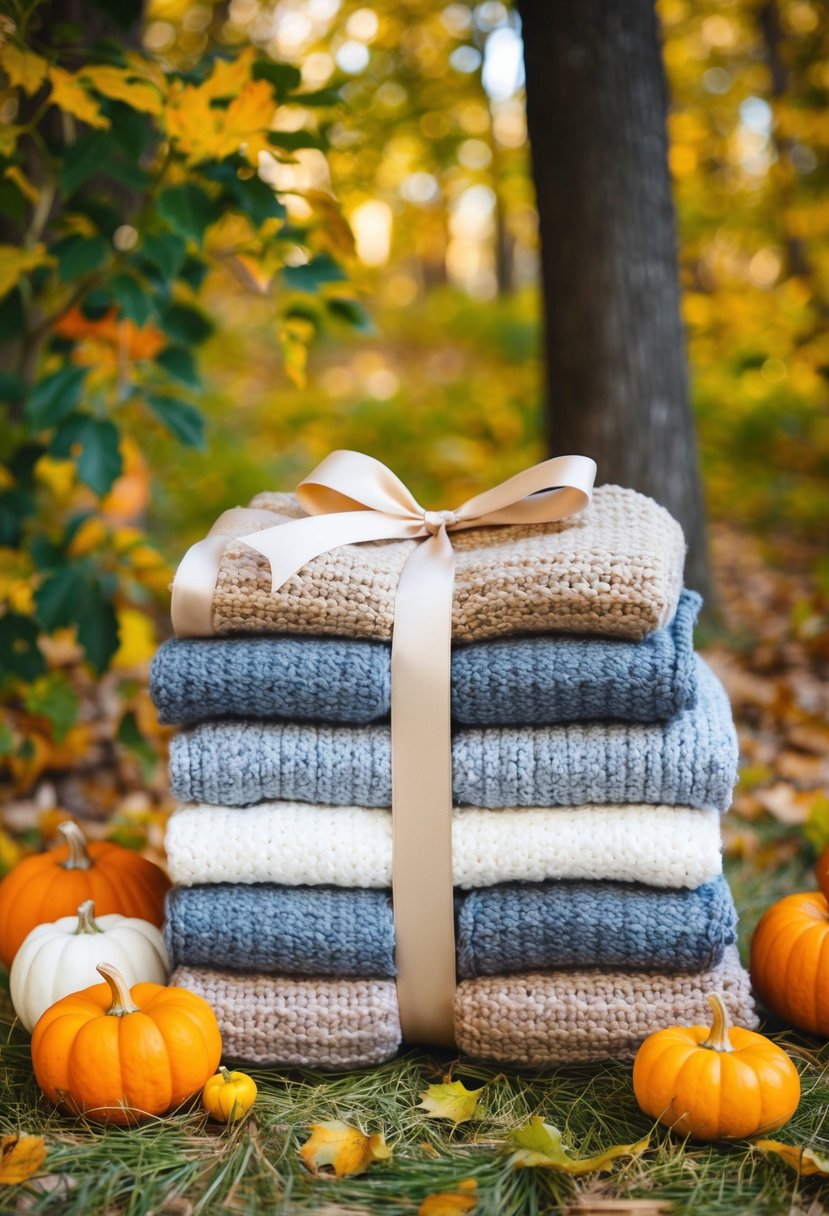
[51,415,123,495]
[507,1119,649,1174]
[23,672,79,742]
[116,709,157,780]
[251,60,302,98]
[0,614,45,681]
[155,345,200,388]
[178,255,209,292]
[161,302,213,345]
[326,297,373,332]
[268,129,326,153]
[35,564,86,631]
[75,577,119,674]
[205,163,286,225]
[0,490,34,547]
[60,132,111,196]
[110,271,151,325]
[141,231,186,280]
[157,183,220,244]
[52,234,110,282]
[147,393,205,447]
[293,86,342,108]
[283,253,347,291]
[417,1081,484,1124]
[25,365,87,431]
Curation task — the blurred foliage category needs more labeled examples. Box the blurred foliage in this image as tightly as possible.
[0,0,827,815]
[0,0,359,796]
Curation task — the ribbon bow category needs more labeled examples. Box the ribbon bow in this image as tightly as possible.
[171,450,596,1046]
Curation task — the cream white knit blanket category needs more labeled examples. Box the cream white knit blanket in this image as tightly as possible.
[166,803,723,890]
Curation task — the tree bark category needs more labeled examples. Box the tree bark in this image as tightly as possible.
[517,0,711,596]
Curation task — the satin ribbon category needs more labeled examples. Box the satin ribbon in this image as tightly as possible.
[171,450,596,1045]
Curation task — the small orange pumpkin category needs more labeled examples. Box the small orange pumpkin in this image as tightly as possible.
[633,992,800,1140]
[750,890,829,1035]
[31,962,222,1124]
[0,821,170,968]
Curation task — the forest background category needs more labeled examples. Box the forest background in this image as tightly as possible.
[0,0,827,975]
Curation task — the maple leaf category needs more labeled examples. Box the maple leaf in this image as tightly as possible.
[417,1080,484,1124]
[419,1178,477,1215]
[48,67,110,129]
[165,76,276,166]
[507,1119,649,1174]
[202,47,259,102]
[0,1135,47,1185]
[298,1120,391,1178]
[754,1139,829,1176]
[0,45,48,93]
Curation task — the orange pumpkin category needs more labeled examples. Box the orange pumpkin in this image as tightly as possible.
[750,890,829,1035]
[32,962,222,1124]
[0,821,170,968]
[633,992,800,1140]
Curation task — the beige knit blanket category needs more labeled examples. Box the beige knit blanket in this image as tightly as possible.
[170,946,755,1069]
[195,485,685,641]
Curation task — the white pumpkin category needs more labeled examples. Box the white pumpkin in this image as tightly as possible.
[10,899,168,1032]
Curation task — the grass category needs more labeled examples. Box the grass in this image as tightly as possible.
[0,817,828,1216]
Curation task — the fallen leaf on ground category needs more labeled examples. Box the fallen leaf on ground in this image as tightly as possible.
[0,1135,47,1184]
[417,1080,484,1124]
[298,1120,390,1178]
[418,1178,477,1215]
[754,1139,829,1176]
[756,783,822,825]
[507,1119,648,1174]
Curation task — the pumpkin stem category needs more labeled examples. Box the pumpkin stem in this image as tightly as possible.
[700,992,734,1053]
[75,900,103,935]
[97,963,140,1016]
[219,1067,234,1084]
[58,821,93,871]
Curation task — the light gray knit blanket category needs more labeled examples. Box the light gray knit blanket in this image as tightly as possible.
[169,655,736,810]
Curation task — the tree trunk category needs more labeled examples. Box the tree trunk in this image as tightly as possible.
[517,0,710,597]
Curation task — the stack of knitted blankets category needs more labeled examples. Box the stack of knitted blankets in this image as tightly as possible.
[153,484,756,1067]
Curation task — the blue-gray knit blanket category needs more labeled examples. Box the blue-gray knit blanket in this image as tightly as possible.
[169,655,736,810]
[152,591,701,728]
[164,875,737,978]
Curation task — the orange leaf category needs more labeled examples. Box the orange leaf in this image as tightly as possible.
[419,1179,477,1215]
[0,1135,47,1185]
[754,1139,829,1176]
[298,1120,390,1178]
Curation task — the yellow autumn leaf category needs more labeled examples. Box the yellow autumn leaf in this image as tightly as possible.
[112,607,156,669]
[166,76,276,166]
[203,47,258,101]
[419,1178,478,1215]
[0,244,54,298]
[48,66,110,129]
[0,1135,47,1185]
[0,125,21,156]
[78,64,164,116]
[754,1139,829,1176]
[298,1120,391,1178]
[0,45,48,94]
[507,1120,649,1174]
[417,1080,485,1124]
[4,165,40,206]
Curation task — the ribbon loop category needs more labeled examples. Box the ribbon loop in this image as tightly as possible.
[170,450,596,1045]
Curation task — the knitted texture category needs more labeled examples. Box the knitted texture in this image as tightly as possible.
[455,946,758,1065]
[169,947,756,1068]
[165,802,723,890]
[169,656,735,811]
[164,875,737,977]
[193,484,685,642]
[168,968,401,1068]
[152,591,701,728]
[150,590,695,724]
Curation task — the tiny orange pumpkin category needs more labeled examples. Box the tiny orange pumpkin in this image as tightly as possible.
[633,992,800,1140]
[750,890,829,1036]
[31,962,222,1124]
[0,821,170,968]
[202,1067,258,1122]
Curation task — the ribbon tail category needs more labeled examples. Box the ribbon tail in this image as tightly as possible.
[391,527,457,1047]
